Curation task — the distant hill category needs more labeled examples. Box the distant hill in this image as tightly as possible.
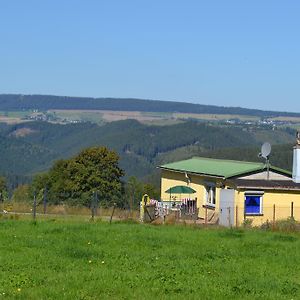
[0,94,300,117]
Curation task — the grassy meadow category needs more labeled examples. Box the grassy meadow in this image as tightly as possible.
[0,218,300,299]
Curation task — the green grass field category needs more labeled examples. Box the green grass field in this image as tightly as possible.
[0,111,31,118]
[0,218,300,299]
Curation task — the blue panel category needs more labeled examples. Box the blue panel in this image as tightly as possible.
[245,195,261,214]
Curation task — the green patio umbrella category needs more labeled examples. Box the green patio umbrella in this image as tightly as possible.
[165,185,196,194]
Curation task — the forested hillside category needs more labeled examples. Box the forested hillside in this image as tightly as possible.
[1,94,300,117]
[0,119,296,191]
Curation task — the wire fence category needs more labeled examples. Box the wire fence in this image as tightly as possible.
[0,192,140,222]
[2,193,300,229]
[240,204,300,227]
[142,199,300,228]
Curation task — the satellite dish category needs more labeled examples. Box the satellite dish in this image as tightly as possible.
[261,142,271,159]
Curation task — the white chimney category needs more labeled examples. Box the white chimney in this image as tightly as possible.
[292,131,300,183]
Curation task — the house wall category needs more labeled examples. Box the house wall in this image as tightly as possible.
[239,171,290,181]
[161,169,300,226]
[160,170,223,218]
[234,190,300,226]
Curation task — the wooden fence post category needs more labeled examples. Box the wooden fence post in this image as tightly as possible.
[43,187,47,214]
[110,203,116,224]
[291,202,294,219]
[91,192,95,221]
[272,204,276,230]
[235,205,238,228]
[33,192,37,221]
[205,206,208,226]
[94,191,98,217]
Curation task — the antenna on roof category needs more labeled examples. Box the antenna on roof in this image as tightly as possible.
[258,142,271,180]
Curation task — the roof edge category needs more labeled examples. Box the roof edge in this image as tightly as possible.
[159,166,224,179]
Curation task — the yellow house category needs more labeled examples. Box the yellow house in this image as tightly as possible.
[159,157,300,226]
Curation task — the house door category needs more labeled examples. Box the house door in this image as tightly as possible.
[219,189,235,227]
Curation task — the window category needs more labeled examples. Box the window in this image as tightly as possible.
[245,193,263,215]
[205,186,216,206]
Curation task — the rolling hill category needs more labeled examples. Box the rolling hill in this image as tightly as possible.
[0,119,296,192]
[1,94,300,118]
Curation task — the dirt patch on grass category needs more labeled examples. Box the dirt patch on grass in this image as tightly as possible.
[10,127,37,137]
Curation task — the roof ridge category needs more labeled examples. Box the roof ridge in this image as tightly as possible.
[191,156,263,165]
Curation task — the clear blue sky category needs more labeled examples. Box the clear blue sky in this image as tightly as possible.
[0,1,299,112]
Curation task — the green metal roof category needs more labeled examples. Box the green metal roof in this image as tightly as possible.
[159,157,291,179]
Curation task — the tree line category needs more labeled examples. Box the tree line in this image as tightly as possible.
[1,94,300,117]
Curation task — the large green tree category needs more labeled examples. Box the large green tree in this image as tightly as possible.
[31,146,125,206]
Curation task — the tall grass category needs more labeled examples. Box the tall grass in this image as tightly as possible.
[3,201,139,219]
[0,218,299,299]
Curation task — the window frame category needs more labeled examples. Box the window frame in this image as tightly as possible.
[204,184,216,207]
[244,191,264,216]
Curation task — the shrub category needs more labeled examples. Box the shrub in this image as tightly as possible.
[276,217,299,232]
[260,219,272,231]
[242,218,253,228]
[260,217,300,232]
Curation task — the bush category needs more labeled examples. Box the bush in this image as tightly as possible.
[242,218,253,228]
[276,217,299,232]
[260,219,272,231]
[260,217,300,232]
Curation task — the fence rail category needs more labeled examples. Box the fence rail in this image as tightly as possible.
[2,198,300,229]
[1,200,140,222]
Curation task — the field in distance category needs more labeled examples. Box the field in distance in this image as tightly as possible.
[1,218,299,299]
[2,109,300,126]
